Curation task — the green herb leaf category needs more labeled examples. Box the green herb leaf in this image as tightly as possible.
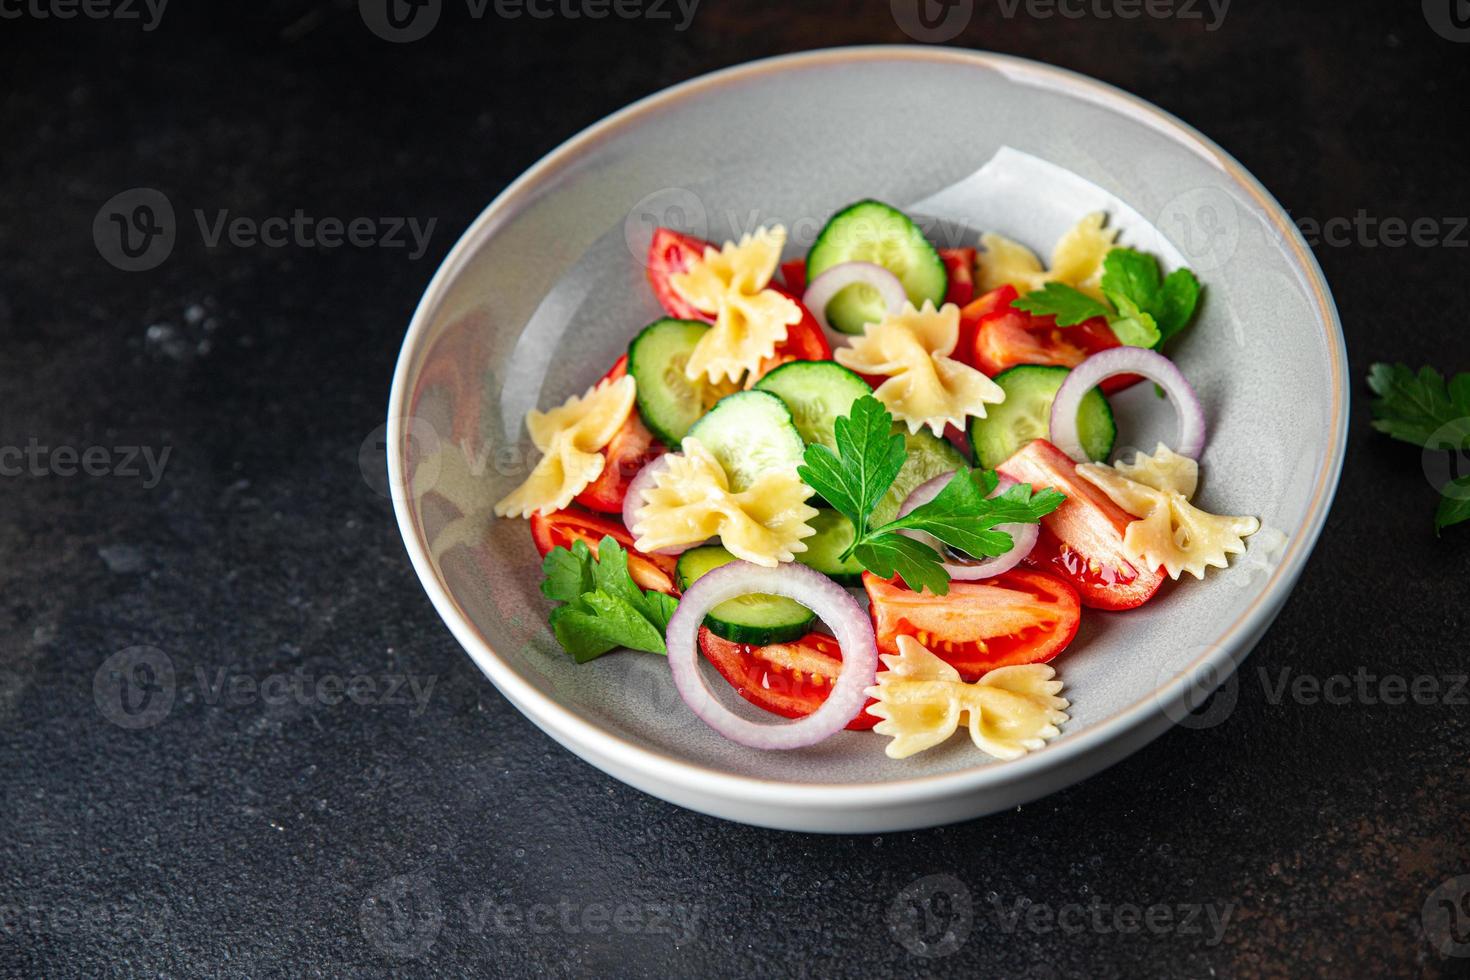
[1104,292,1162,349]
[1101,248,1163,311]
[878,471,1066,560]
[798,395,906,545]
[1367,362,1470,448]
[540,539,595,604]
[1156,268,1203,344]
[1437,477,1470,533]
[539,537,676,662]
[1013,283,1110,326]
[854,534,952,596]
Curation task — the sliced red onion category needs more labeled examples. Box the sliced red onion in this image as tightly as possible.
[665,560,878,750]
[897,473,1039,580]
[1050,347,1206,463]
[622,455,696,556]
[802,262,908,333]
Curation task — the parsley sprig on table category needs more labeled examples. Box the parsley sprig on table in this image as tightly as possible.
[798,397,1065,595]
[540,537,678,662]
[1368,363,1470,532]
[1013,248,1202,349]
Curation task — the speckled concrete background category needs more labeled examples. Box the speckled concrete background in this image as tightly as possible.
[2,2,1467,977]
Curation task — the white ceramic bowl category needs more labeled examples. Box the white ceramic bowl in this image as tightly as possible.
[387,47,1347,833]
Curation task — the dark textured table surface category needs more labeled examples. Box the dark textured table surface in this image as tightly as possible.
[4,2,1469,977]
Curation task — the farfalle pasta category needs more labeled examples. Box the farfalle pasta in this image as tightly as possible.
[670,226,802,385]
[631,437,817,567]
[834,301,1005,435]
[494,374,636,519]
[1078,448,1260,580]
[866,636,1070,760]
[978,211,1119,300]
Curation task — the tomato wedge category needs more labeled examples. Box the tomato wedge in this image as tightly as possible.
[646,228,714,323]
[939,247,976,308]
[957,285,1018,368]
[863,570,1081,680]
[996,439,1165,611]
[749,284,833,383]
[575,356,665,514]
[968,293,1139,395]
[698,628,879,731]
[529,507,677,595]
[780,258,807,292]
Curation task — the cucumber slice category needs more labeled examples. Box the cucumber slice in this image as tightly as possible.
[969,365,1116,470]
[807,200,948,334]
[795,510,864,585]
[751,360,873,450]
[676,546,816,645]
[871,429,969,526]
[684,390,805,493]
[627,318,738,447]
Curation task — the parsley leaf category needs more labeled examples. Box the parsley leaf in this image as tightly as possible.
[1366,363,1470,533]
[798,395,906,548]
[873,470,1066,590]
[1437,478,1470,533]
[1101,248,1163,309]
[1367,362,1470,447]
[1012,282,1110,326]
[1104,292,1162,349]
[540,536,676,663]
[803,400,1067,594]
[854,535,951,597]
[1013,247,1201,349]
[1156,268,1203,344]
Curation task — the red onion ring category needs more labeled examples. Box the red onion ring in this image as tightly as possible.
[896,473,1039,580]
[802,262,908,333]
[665,560,878,750]
[622,455,698,556]
[1050,347,1206,463]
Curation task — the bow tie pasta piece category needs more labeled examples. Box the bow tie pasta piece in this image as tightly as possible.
[834,301,1005,436]
[670,226,803,385]
[630,437,817,567]
[1077,459,1260,581]
[494,374,636,519]
[866,636,1070,760]
[1114,443,1200,499]
[978,212,1119,301]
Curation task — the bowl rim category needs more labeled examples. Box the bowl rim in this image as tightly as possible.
[387,45,1349,809]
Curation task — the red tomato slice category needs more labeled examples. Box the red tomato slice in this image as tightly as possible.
[529,507,677,595]
[781,258,807,292]
[698,628,879,731]
[749,284,833,383]
[957,285,1018,368]
[574,356,665,514]
[863,570,1081,680]
[996,439,1165,611]
[969,294,1140,395]
[939,247,976,308]
[646,228,715,323]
